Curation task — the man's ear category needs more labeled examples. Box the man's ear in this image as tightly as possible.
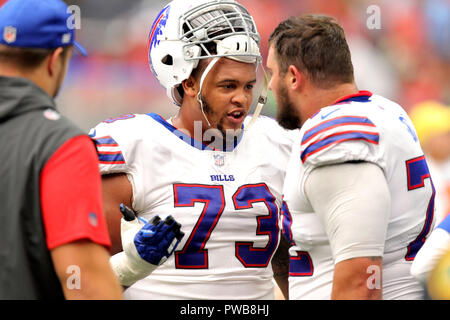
[47,47,64,77]
[181,76,197,98]
[287,65,303,90]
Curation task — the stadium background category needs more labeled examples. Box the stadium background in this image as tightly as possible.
[0,0,448,221]
[0,0,446,130]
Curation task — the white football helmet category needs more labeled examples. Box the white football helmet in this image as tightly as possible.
[148,0,263,107]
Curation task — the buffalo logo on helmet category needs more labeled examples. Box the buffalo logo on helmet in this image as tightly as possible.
[148,5,171,76]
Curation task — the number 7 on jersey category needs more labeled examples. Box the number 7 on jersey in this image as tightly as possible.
[173,183,280,269]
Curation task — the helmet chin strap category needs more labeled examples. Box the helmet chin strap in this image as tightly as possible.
[244,65,268,131]
[197,57,268,131]
[196,33,269,130]
[197,57,220,127]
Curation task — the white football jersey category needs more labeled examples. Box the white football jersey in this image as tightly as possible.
[410,213,450,283]
[90,113,296,299]
[282,91,435,300]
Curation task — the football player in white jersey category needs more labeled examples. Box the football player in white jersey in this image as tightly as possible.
[90,0,295,299]
[411,213,450,294]
[267,15,435,299]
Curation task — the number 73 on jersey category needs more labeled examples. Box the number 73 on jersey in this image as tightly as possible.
[173,183,280,269]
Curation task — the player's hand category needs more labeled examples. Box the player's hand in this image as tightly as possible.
[109,204,184,287]
[122,207,184,266]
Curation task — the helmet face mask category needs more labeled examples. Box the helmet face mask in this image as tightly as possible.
[148,0,262,106]
[180,1,260,61]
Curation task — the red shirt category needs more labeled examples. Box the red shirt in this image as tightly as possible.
[40,135,111,250]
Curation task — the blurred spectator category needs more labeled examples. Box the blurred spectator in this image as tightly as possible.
[34,0,448,133]
[424,0,450,61]
[409,101,450,224]
[427,248,450,300]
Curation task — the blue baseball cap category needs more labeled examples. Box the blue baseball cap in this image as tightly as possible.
[0,0,87,56]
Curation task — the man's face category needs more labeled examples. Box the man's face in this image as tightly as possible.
[200,58,256,135]
[53,46,73,98]
[266,45,301,130]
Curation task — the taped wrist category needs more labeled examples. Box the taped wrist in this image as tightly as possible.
[110,251,157,287]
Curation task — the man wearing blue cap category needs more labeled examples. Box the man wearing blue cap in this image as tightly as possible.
[0,0,123,299]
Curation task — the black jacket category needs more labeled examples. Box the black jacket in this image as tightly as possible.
[0,76,84,299]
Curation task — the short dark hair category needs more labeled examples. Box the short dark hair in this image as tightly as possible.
[0,44,72,70]
[269,14,354,88]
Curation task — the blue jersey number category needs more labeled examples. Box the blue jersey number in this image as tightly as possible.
[233,184,279,267]
[174,184,225,269]
[405,155,435,261]
[174,183,279,269]
[290,251,314,276]
[285,156,435,274]
[281,201,315,277]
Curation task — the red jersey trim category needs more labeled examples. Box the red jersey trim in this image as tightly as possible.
[333,90,373,104]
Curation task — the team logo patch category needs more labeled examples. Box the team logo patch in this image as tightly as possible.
[43,109,61,121]
[88,212,98,227]
[3,26,17,43]
[148,5,171,49]
[148,5,171,76]
[61,33,71,44]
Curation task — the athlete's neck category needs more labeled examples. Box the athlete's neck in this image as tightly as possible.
[172,104,219,148]
[172,106,206,136]
[298,82,359,125]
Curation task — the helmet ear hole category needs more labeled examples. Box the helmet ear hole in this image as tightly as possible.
[161,55,173,65]
[182,22,190,35]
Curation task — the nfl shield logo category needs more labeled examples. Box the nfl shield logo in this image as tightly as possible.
[3,26,17,44]
[213,154,225,167]
[61,33,71,44]
[88,212,98,227]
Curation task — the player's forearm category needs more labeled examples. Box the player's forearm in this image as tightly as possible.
[331,256,382,300]
[62,267,124,300]
[331,280,382,300]
[411,219,450,284]
[101,173,134,255]
[51,240,124,300]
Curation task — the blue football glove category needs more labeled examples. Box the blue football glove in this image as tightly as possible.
[109,204,184,287]
[134,214,184,265]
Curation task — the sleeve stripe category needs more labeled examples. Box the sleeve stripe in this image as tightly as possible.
[99,160,126,165]
[301,131,379,163]
[302,116,375,144]
[92,135,125,164]
[98,152,125,163]
[93,136,119,146]
[98,151,123,155]
[95,142,119,147]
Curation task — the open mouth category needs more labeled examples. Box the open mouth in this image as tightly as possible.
[227,110,246,123]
